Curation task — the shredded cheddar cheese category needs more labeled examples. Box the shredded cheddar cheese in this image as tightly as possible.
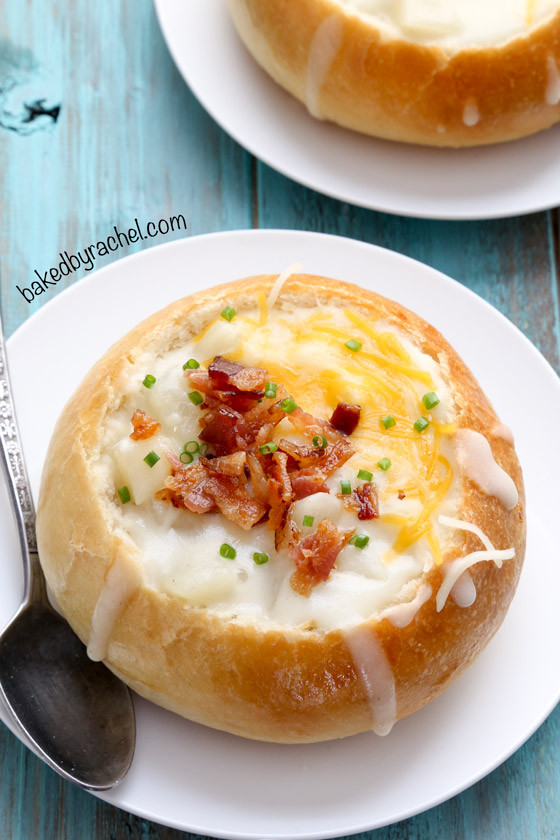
[190,301,458,566]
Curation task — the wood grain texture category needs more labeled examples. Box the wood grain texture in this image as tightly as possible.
[0,1,558,839]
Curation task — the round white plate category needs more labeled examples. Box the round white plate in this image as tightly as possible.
[154,0,560,220]
[1,230,559,837]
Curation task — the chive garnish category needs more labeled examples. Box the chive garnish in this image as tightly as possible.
[188,391,204,406]
[264,381,277,399]
[422,391,440,410]
[117,486,131,504]
[340,479,352,495]
[344,339,362,352]
[220,543,236,559]
[414,416,430,433]
[183,359,200,370]
[221,306,236,322]
[184,440,200,454]
[144,450,160,468]
[258,442,278,455]
[313,435,327,449]
[357,469,373,482]
[253,552,269,565]
[280,397,297,414]
[142,374,156,389]
[381,415,396,429]
[302,515,315,527]
[349,533,369,549]
[377,458,391,471]
[180,451,194,465]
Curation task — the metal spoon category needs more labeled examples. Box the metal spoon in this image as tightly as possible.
[0,309,135,790]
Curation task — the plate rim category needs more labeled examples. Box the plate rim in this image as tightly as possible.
[153,0,560,222]
[3,228,560,838]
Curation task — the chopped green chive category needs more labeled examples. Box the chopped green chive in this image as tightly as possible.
[188,391,204,406]
[414,416,430,433]
[302,515,315,527]
[357,469,373,482]
[377,458,392,471]
[349,533,369,550]
[183,359,200,370]
[199,443,210,456]
[264,381,277,399]
[280,397,297,414]
[344,339,362,353]
[184,440,200,454]
[142,374,156,389]
[422,391,440,410]
[259,442,278,455]
[381,415,396,429]
[180,451,194,465]
[220,543,236,559]
[340,479,352,495]
[313,435,328,449]
[253,552,269,565]
[144,450,160,468]
[221,306,236,321]
[117,486,131,504]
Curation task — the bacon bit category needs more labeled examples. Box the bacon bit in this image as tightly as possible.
[229,366,267,393]
[157,455,265,528]
[244,399,286,437]
[246,450,269,504]
[275,506,299,552]
[289,519,350,596]
[278,437,354,478]
[355,482,379,520]
[200,451,246,477]
[187,370,213,394]
[398,490,406,500]
[290,470,329,500]
[156,461,215,513]
[330,402,361,436]
[129,409,161,441]
[208,356,267,396]
[199,404,251,455]
[278,439,320,469]
[204,474,266,530]
[287,406,333,438]
[267,452,293,534]
[208,356,244,385]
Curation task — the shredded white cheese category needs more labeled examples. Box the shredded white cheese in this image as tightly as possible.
[266,263,303,310]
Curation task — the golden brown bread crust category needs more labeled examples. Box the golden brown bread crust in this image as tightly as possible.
[226,0,560,147]
[36,274,525,742]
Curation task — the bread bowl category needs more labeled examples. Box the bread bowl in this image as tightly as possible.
[225,0,560,147]
[36,272,525,742]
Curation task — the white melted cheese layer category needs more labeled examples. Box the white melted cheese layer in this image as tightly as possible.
[337,0,560,48]
[102,304,462,632]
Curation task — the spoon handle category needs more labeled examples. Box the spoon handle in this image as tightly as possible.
[0,309,46,607]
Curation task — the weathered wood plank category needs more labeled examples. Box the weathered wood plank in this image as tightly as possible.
[0,0,558,838]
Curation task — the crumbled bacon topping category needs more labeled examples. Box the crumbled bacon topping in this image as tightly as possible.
[155,356,374,593]
[156,456,265,530]
[355,482,379,521]
[290,520,352,596]
[130,409,161,441]
[330,402,361,436]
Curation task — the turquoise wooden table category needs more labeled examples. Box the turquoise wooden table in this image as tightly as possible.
[1,2,559,838]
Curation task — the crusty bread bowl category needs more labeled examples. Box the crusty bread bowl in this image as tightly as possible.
[226,0,560,146]
[36,274,525,742]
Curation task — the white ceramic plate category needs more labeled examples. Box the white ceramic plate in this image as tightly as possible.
[154,0,560,220]
[1,230,559,837]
